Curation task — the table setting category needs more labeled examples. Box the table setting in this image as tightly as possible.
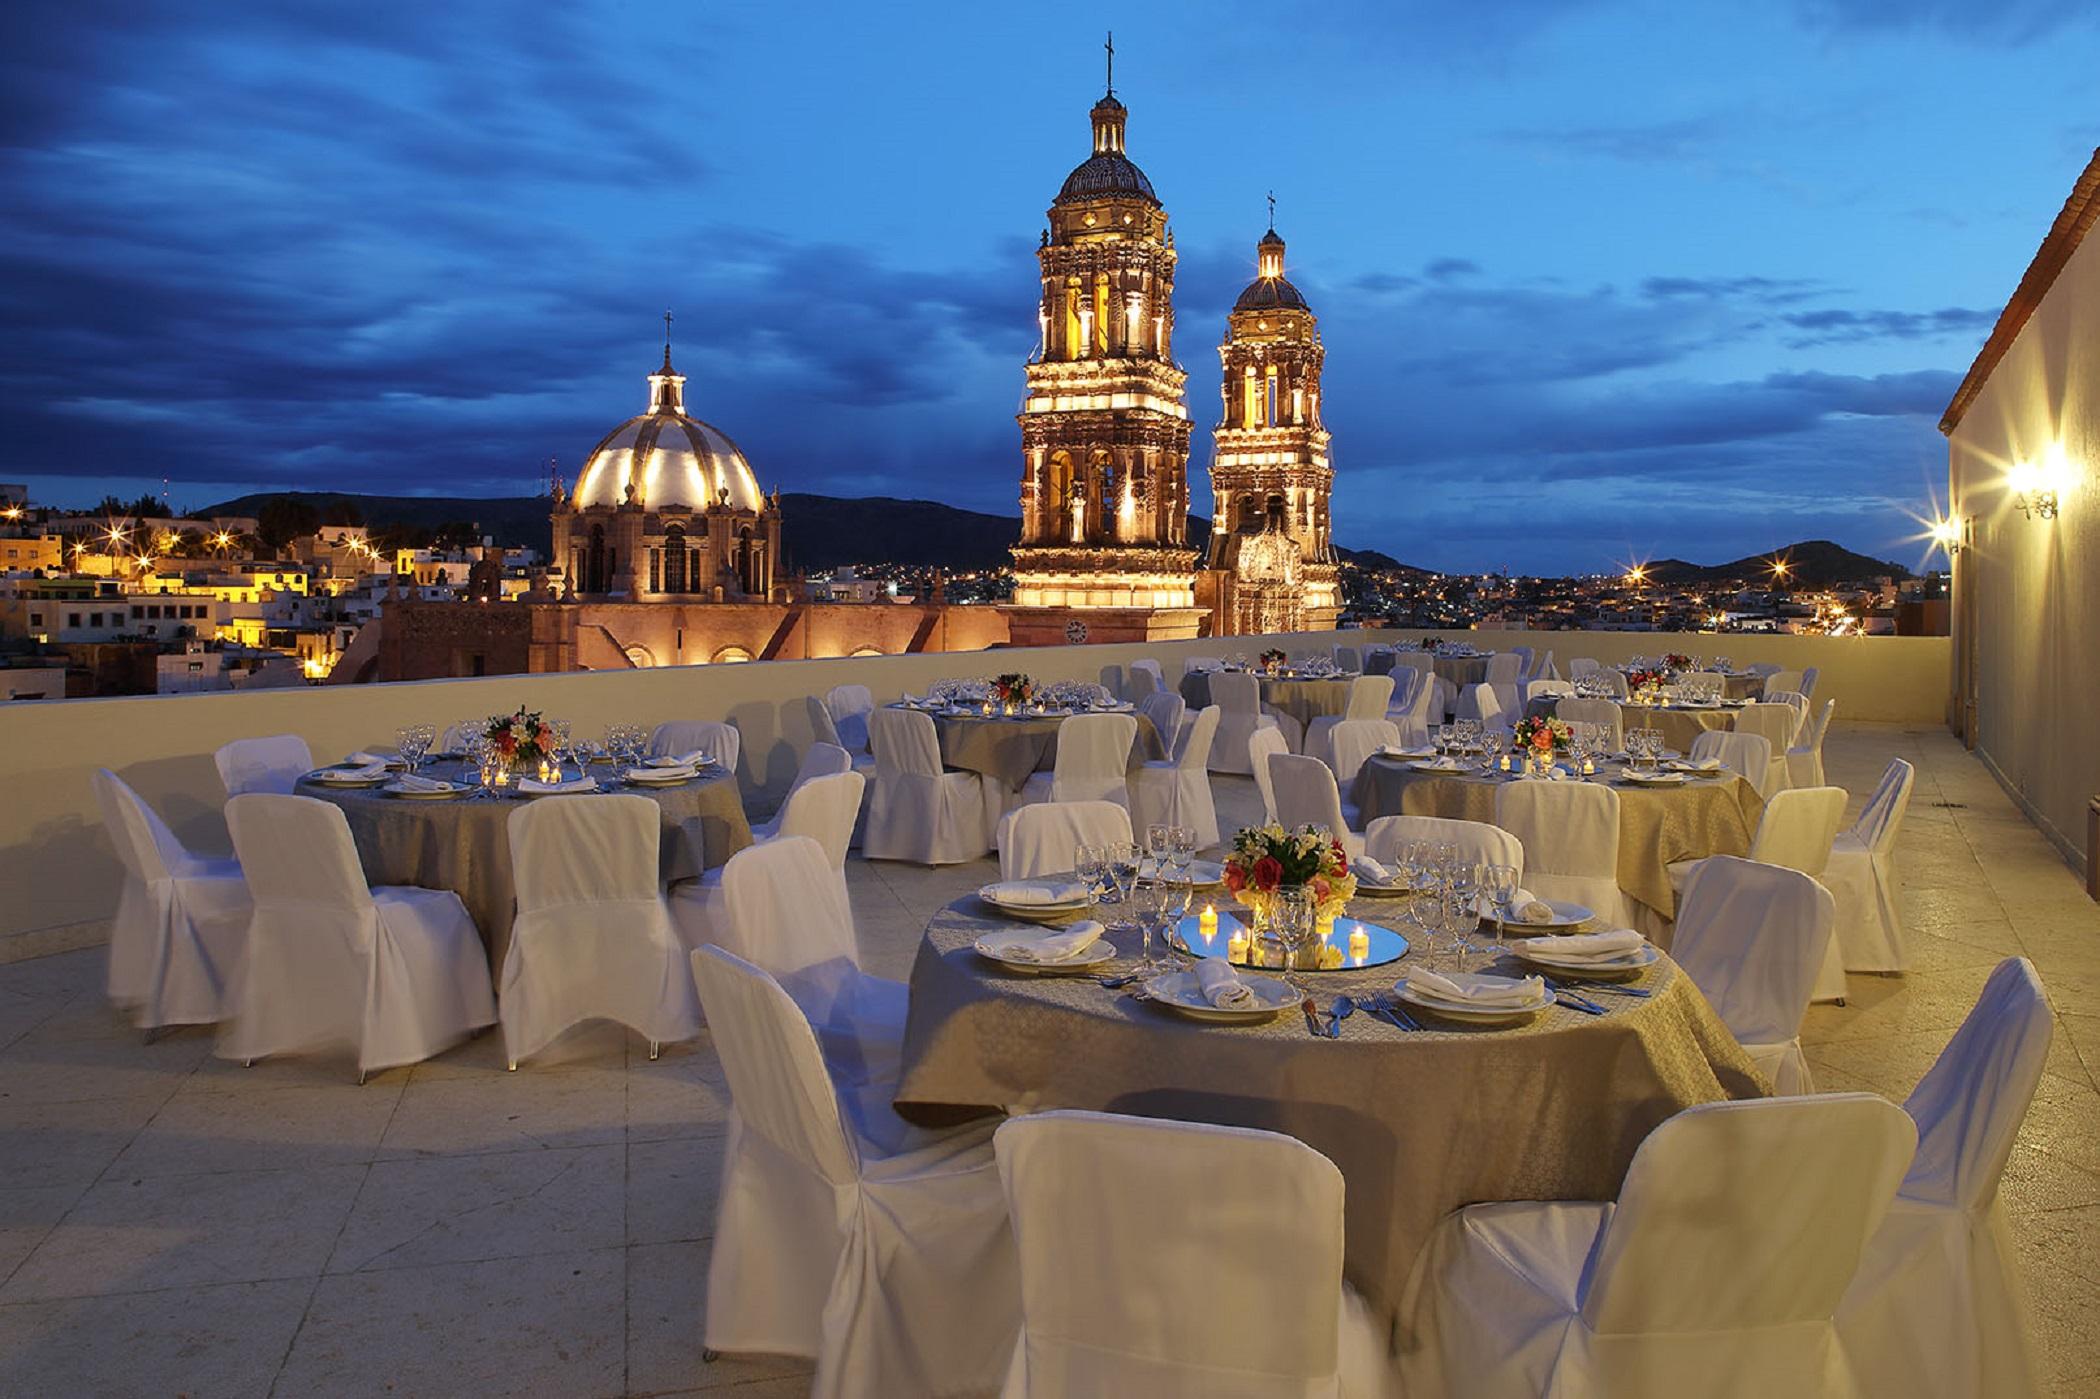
[895,817,1768,1319]
[893,673,1165,791]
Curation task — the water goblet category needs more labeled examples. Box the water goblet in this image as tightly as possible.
[1146,823,1173,884]
[1074,843,1107,906]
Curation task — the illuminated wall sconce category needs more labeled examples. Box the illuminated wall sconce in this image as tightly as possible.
[1930,517,1964,556]
[2008,447,2073,520]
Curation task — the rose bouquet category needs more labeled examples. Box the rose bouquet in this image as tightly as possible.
[1510,713,1573,761]
[1625,666,1668,697]
[990,673,1036,706]
[1258,648,1287,674]
[484,707,552,769]
[1222,822,1356,929]
[1662,652,1692,672]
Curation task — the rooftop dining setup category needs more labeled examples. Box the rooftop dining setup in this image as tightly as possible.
[0,628,2088,1398]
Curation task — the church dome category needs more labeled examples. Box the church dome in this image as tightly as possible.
[1232,276,1310,313]
[1055,91,1159,207]
[571,352,765,513]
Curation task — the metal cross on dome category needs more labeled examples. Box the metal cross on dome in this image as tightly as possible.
[1104,31,1114,95]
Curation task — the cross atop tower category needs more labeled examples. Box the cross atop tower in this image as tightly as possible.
[1104,31,1114,95]
[1267,191,1276,231]
[662,309,673,368]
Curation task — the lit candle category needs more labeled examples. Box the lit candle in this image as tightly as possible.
[1198,904,1218,943]
[1498,754,1511,771]
[1226,926,1249,964]
[1581,757,1596,776]
[1348,924,1371,961]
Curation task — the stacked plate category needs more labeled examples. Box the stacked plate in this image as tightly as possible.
[1478,898,1592,931]
[1394,972,1555,1024]
[1140,969,1297,1022]
[978,880,1094,924]
[1514,937,1660,980]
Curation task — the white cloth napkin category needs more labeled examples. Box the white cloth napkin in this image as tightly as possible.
[518,775,597,795]
[1503,889,1555,924]
[983,920,1103,964]
[1512,928,1647,962]
[1416,756,1462,771]
[344,750,390,767]
[315,761,388,781]
[1353,855,1399,887]
[983,879,1091,907]
[648,751,712,768]
[626,764,695,782]
[1667,756,1722,772]
[391,773,454,793]
[1405,968,1547,1007]
[1195,957,1258,1009]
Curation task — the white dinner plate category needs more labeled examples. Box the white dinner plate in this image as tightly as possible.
[1141,969,1297,1022]
[1662,761,1726,775]
[1395,977,1556,1023]
[624,769,697,785]
[1408,760,1468,774]
[1479,898,1593,930]
[1515,943,1662,978]
[1137,858,1226,887]
[1620,770,1690,787]
[978,885,1095,922]
[384,781,465,800]
[306,769,387,787]
[972,936,1119,974]
[1378,747,1436,761]
[1353,878,1413,898]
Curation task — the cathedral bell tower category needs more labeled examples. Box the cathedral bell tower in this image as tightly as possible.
[1004,45,1203,647]
[1198,222,1340,635]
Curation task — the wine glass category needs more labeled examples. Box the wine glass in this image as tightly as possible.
[1146,823,1173,885]
[1448,860,1484,970]
[1485,863,1519,963]
[1169,825,1198,885]
[1482,727,1506,773]
[1106,841,1143,927]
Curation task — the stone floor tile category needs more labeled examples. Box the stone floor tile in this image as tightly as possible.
[0,1276,314,1399]
[409,1021,630,1080]
[2,1163,364,1302]
[626,1238,814,1394]
[379,1064,627,1159]
[628,1048,731,1143]
[328,1143,624,1275]
[111,1080,404,1178]
[276,1247,627,1398]
[0,1184,87,1287]
[1999,1143,2100,1217]
[627,1134,727,1247]
[0,1092,173,1190]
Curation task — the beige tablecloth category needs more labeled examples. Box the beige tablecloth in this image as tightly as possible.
[1177,674,1356,735]
[1348,758,1763,919]
[926,710,1164,792]
[1364,654,1492,688]
[896,897,1766,1319]
[1528,697,1738,754]
[300,762,753,976]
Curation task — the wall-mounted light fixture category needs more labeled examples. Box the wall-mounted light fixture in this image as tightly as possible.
[1930,516,1964,556]
[2009,446,2074,520]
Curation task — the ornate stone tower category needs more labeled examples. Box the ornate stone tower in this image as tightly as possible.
[1004,54,1203,647]
[1198,224,1340,635]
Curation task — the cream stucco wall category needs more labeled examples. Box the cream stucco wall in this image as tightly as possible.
[1947,224,2100,873]
[0,627,1946,953]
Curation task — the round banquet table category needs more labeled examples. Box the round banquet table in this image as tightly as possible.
[1363,653,1492,688]
[1177,672,1357,736]
[895,895,1766,1322]
[1347,757,1763,921]
[298,761,753,977]
[1527,696,1739,754]
[911,707,1166,793]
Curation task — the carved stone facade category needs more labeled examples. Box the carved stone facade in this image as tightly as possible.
[1005,83,1204,647]
[1198,228,1340,635]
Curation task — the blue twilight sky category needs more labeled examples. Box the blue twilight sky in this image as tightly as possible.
[2,1,2096,574]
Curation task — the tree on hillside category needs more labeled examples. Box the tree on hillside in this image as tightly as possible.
[256,497,321,553]
[318,497,364,527]
[431,520,481,552]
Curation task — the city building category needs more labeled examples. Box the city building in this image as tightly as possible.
[1004,72,1203,647]
[1199,223,1341,635]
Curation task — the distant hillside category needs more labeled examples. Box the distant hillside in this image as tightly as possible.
[198,489,1435,574]
[1642,539,1912,587]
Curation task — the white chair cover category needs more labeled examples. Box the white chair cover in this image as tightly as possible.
[220,794,493,1076]
[1248,727,1289,824]
[1799,666,1821,699]
[1595,669,1632,700]
[1304,675,1395,770]
[1788,698,1836,789]
[1385,668,1438,748]
[824,684,875,754]
[1689,730,1772,787]
[1130,657,1167,700]
[1839,959,2049,1399]
[767,771,865,870]
[1454,682,1509,732]
[436,721,479,755]
[1766,690,1811,741]
[1017,713,1136,810]
[999,801,1135,880]
[1268,754,1364,857]
[690,946,1018,1398]
[1680,670,1727,690]
[1744,662,1782,679]
[995,1110,1384,1398]
[213,735,313,797]
[1366,813,1524,878]
[1521,678,1575,707]
[1207,672,1281,775]
[1556,697,1624,753]
[1511,645,1536,679]
[1827,759,1914,972]
[1128,707,1222,849]
[1139,691,1187,759]
[500,795,702,1067]
[863,706,992,864]
[1399,1095,1916,1399]
[1567,657,1601,678]
[1485,652,1522,686]
[1736,704,1798,795]
[751,742,855,843]
[1493,781,1632,925]
[710,834,904,1089]
[94,768,249,1029]
[1328,718,1401,785]
[1332,644,1362,674]
[1764,668,1805,700]
[651,719,741,774]
[1751,786,1848,876]
[1672,855,1833,1093]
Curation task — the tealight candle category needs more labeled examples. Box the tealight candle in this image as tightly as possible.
[1198,904,1218,942]
[1348,925,1371,960]
[1498,754,1511,772]
[1581,757,1596,776]
[1226,927,1249,963]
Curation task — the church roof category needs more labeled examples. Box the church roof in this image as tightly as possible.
[1056,151,1158,206]
[571,355,765,513]
[1233,276,1310,313]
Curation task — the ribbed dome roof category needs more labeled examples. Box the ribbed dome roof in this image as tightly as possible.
[573,359,764,512]
[1055,151,1158,205]
[1233,276,1310,313]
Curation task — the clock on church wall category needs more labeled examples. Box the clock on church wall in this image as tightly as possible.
[1064,619,1090,645]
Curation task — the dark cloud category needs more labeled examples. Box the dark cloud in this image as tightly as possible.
[1424,257,1482,282]
[1778,307,2000,348]
[1640,275,1824,305]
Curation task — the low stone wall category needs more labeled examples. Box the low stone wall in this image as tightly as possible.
[0,626,1948,952]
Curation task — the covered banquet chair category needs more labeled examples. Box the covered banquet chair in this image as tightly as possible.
[1493,780,1633,926]
[1248,726,1290,823]
[994,1110,1385,1398]
[1689,730,1771,787]
[673,767,864,948]
[1385,667,1439,748]
[94,768,250,1030]
[862,706,993,864]
[1016,712,1136,811]
[1670,855,1833,1094]
[1826,758,1916,973]
[1365,813,1523,880]
[999,800,1133,881]
[649,719,741,774]
[690,945,1019,1399]
[1838,957,2050,1399]
[213,734,313,797]
[1397,1094,1917,1399]
[1138,690,1187,760]
[1208,671,1284,774]
[1327,717,1402,786]
[823,683,875,755]
[500,795,702,1068]
[219,794,493,1079]
[1555,697,1624,754]
[1304,674,1394,771]
[749,744,857,849]
[1127,705,1221,849]
[1268,753,1365,858]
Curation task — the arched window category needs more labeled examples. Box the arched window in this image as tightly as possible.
[1092,274,1110,353]
[1063,278,1083,360]
[1045,452,1075,540]
[662,524,688,594]
[585,525,608,594]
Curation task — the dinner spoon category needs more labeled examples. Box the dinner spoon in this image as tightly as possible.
[1327,995,1356,1038]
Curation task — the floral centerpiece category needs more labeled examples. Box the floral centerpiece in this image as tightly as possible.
[1258,648,1287,675]
[484,707,553,777]
[1510,714,1573,770]
[1223,823,1356,946]
[990,672,1035,712]
[1662,652,1692,673]
[1625,666,1669,701]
